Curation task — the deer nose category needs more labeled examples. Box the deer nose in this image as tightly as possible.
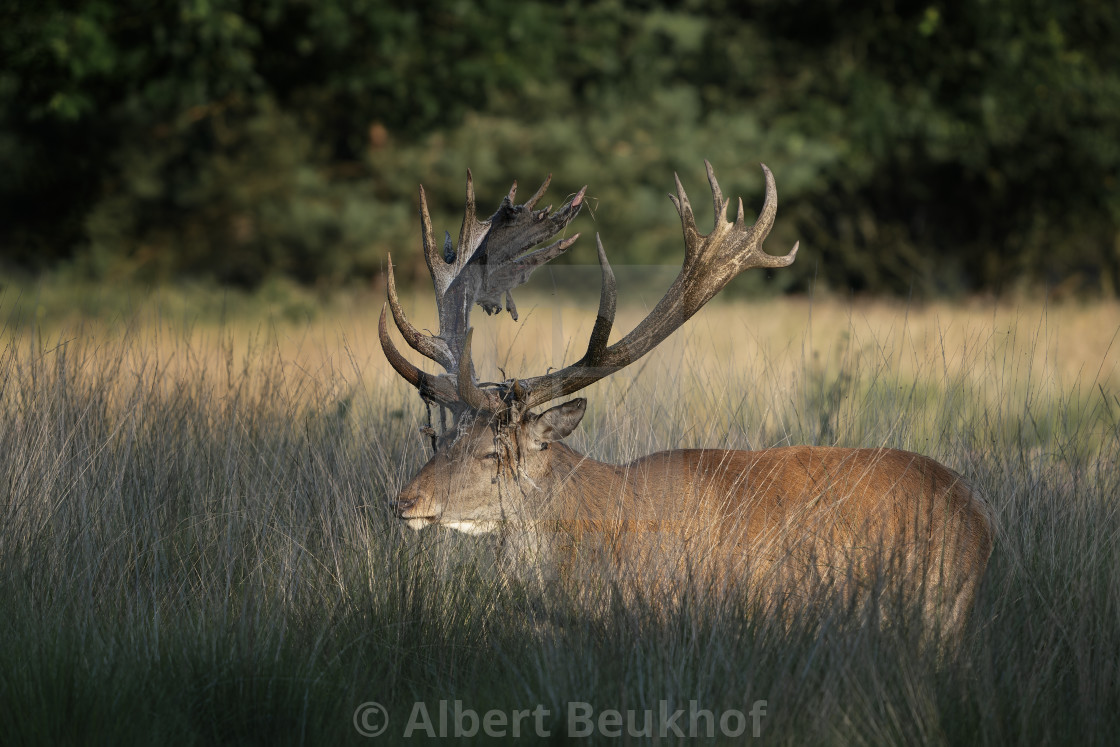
[392,497,417,514]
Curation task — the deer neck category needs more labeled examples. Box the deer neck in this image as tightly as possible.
[525,442,634,523]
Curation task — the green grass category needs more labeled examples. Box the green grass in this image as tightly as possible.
[0,298,1118,745]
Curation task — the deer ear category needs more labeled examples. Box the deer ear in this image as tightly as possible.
[528,398,586,447]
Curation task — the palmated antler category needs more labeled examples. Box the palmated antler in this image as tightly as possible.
[379,171,586,411]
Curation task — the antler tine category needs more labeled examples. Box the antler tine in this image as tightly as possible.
[378,305,460,406]
[463,169,477,230]
[705,159,729,225]
[454,169,491,269]
[669,172,700,258]
[584,234,617,365]
[419,185,450,295]
[386,254,455,370]
[524,174,553,210]
[518,162,797,410]
[379,304,423,388]
[751,164,779,243]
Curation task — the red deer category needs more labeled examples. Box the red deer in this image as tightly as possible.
[379,163,993,638]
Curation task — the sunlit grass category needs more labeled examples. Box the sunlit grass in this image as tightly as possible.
[1,289,1117,744]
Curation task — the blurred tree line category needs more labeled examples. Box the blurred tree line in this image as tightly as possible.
[2,0,1118,297]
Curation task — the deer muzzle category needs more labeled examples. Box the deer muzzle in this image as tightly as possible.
[392,494,442,530]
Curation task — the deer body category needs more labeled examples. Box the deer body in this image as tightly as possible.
[396,401,993,634]
[380,162,993,637]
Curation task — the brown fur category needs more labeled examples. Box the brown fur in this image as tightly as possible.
[395,406,994,639]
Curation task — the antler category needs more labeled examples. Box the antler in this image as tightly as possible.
[379,170,586,410]
[515,161,797,412]
[382,161,797,416]
[509,161,797,410]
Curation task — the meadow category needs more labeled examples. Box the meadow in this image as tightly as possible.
[1,284,1117,745]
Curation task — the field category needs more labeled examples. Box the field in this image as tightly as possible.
[1,286,1118,745]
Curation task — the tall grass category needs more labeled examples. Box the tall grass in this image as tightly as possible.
[0,295,1117,745]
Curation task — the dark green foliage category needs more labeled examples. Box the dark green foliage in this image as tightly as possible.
[2,0,1118,294]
